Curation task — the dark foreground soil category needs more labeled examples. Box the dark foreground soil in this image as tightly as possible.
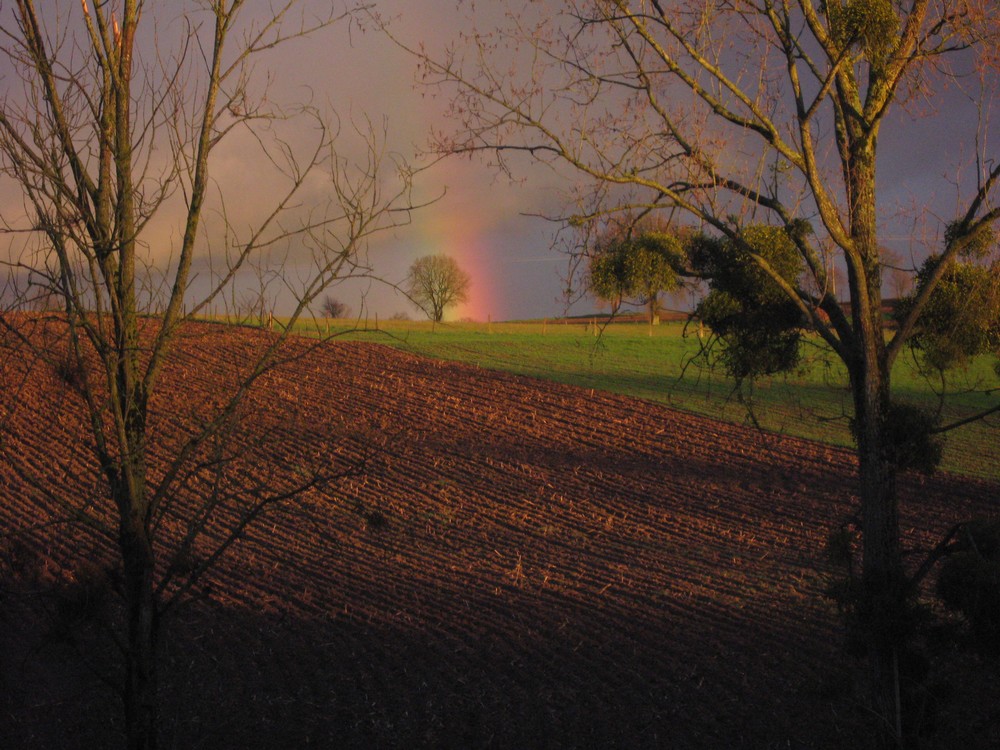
[1,320,997,748]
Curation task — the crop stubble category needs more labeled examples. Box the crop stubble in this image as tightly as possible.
[1,320,997,748]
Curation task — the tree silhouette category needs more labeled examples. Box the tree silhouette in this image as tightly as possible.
[321,296,351,320]
[588,224,686,325]
[406,253,471,322]
[0,2,415,746]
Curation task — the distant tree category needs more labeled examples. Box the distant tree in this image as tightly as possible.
[895,244,1000,376]
[690,225,807,379]
[406,253,471,323]
[321,296,351,319]
[588,226,686,325]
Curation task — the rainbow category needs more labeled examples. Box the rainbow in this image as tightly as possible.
[405,219,500,323]
[383,6,540,323]
[405,161,504,323]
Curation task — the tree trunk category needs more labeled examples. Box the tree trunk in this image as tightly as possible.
[121,512,158,750]
[113,377,158,750]
[852,293,907,746]
[852,361,905,746]
[845,135,907,745]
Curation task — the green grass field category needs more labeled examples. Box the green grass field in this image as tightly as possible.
[277,316,998,480]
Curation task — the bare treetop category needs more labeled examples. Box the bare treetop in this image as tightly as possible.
[406,252,471,322]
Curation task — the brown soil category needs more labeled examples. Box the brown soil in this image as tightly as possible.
[1,320,997,748]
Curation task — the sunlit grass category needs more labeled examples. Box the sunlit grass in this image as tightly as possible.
[264,315,999,480]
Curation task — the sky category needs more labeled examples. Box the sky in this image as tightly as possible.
[280,0,997,321]
[0,1,996,322]
[262,1,577,322]
[0,0,572,322]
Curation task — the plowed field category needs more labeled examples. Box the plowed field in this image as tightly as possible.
[1,321,998,748]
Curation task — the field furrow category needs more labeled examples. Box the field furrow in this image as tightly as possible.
[2,320,997,748]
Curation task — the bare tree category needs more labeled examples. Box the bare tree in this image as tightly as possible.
[381,1,1000,742]
[0,2,417,747]
[321,294,351,319]
[406,252,471,322]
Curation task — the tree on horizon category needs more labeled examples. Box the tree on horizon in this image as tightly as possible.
[406,253,472,323]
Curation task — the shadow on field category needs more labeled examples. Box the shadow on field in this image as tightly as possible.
[2,591,869,749]
[3,332,999,748]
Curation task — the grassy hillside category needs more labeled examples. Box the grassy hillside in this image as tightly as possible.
[276,316,998,479]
